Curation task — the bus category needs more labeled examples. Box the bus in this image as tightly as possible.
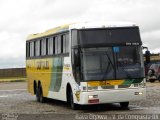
[26,22,146,109]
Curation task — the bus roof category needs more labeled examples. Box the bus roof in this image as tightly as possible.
[70,21,136,29]
[26,24,71,41]
[26,21,137,41]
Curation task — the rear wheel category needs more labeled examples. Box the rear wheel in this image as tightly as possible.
[34,81,37,95]
[36,84,45,103]
[120,102,129,108]
[36,85,40,102]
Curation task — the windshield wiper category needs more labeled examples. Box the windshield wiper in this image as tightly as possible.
[102,51,132,80]
[101,52,115,80]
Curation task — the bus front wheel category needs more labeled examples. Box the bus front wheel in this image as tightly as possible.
[120,102,129,108]
[70,89,79,110]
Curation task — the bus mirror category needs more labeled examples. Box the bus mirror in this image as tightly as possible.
[145,50,150,64]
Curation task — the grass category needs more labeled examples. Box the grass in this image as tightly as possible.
[0,77,26,82]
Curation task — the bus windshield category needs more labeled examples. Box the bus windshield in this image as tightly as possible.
[81,46,144,81]
[78,27,141,46]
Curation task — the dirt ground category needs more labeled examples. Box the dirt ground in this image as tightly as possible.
[0,81,160,120]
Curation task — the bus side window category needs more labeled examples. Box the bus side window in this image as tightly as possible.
[35,40,40,56]
[66,33,69,53]
[58,36,61,54]
[48,37,53,55]
[48,36,55,55]
[62,34,69,54]
[63,35,66,53]
[39,39,42,56]
[26,42,30,58]
[34,41,36,56]
[55,37,58,54]
[61,35,63,53]
[30,41,34,57]
[41,38,47,56]
[46,38,48,55]
[53,37,55,55]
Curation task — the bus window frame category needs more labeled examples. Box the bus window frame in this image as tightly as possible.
[26,31,70,59]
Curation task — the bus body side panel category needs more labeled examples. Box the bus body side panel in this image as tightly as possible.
[26,59,35,95]
[27,56,73,101]
[47,56,74,101]
[27,58,52,97]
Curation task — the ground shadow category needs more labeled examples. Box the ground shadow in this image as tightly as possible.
[43,98,130,112]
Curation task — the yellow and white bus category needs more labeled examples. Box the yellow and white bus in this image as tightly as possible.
[26,22,146,109]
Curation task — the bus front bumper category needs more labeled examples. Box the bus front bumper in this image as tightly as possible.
[76,88,146,105]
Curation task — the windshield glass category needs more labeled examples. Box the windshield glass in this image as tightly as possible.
[78,27,141,46]
[81,46,144,81]
[115,46,144,79]
[81,47,115,80]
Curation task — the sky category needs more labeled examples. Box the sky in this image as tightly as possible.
[0,0,160,68]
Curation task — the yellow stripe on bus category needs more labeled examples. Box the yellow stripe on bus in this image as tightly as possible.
[87,80,124,87]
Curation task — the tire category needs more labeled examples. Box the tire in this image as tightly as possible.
[120,102,129,108]
[39,85,46,103]
[70,89,79,110]
[149,79,155,83]
[36,86,40,102]
[36,84,45,103]
[34,81,37,95]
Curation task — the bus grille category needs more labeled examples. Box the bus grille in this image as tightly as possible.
[101,86,114,89]
[118,84,131,88]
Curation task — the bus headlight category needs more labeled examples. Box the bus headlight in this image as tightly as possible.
[88,95,98,99]
[135,92,143,95]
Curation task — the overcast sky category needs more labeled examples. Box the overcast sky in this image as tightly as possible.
[0,0,160,68]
